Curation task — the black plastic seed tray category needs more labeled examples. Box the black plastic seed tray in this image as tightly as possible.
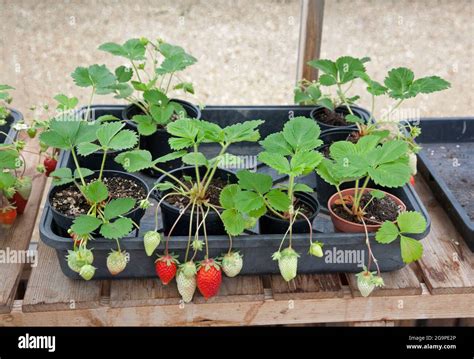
[0,108,21,144]
[39,105,431,279]
[416,117,474,251]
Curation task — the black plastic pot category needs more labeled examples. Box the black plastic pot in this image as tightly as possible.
[310,105,371,132]
[77,105,137,171]
[123,99,201,177]
[416,117,474,251]
[0,108,22,144]
[156,166,237,236]
[259,192,320,234]
[48,170,149,235]
[39,105,432,279]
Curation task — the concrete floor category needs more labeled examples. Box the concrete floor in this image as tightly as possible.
[0,0,472,120]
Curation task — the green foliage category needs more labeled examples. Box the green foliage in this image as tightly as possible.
[219,184,256,236]
[71,65,116,94]
[375,211,426,263]
[99,39,146,61]
[317,136,411,188]
[259,117,323,177]
[384,67,451,99]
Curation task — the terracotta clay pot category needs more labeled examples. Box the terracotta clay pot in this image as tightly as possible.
[327,188,407,233]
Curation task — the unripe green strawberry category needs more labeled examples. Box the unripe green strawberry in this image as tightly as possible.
[176,270,196,303]
[107,250,128,275]
[77,248,94,265]
[79,264,96,280]
[27,127,37,138]
[356,270,384,297]
[221,251,243,277]
[144,231,161,256]
[356,272,375,297]
[272,248,299,282]
[66,251,82,273]
[309,241,324,258]
[181,261,197,278]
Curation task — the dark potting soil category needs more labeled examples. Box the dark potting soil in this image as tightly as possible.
[332,193,401,225]
[421,142,474,220]
[51,177,146,217]
[165,177,230,211]
[318,108,349,126]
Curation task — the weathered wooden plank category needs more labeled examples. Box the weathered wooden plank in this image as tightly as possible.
[193,276,264,304]
[424,319,458,327]
[22,243,103,312]
[270,274,344,300]
[3,290,474,326]
[110,275,264,307]
[414,176,474,294]
[296,0,325,81]
[0,138,47,314]
[346,264,422,297]
[110,279,180,308]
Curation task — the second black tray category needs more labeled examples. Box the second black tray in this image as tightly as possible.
[416,117,474,251]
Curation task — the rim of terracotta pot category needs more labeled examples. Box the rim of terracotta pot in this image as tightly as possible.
[327,187,407,230]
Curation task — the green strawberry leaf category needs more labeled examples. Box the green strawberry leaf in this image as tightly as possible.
[223,120,264,143]
[81,180,109,203]
[173,82,195,94]
[153,150,186,164]
[368,161,411,188]
[99,39,146,61]
[54,94,79,111]
[115,66,133,83]
[384,67,415,99]
[265,189,291,212]
[282,116,322,151]
[259,132,293,156]
[71,64,116,93]
[115,149,154,172]
[293,183,314,193]
[77,142,101,156]
[133,115,156,136]
[400,235,423,263]
[100,217,134,239]
[221,209,246,236]
[182,152,208,167]
[104,198,136,220]
[234,190,265,213]
[409,76,450,95]
[258,152,291,175]
[50,168,74,185]
[397,211,427,234]
[96,122,124,148]
[375,221,400,244]
[219,184,240,210]
[307,59,337,78]
[108,129,138,151]
[71,215,102,235]
[236,170,272,194]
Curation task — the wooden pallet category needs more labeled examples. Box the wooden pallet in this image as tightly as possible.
[0,140,473,325]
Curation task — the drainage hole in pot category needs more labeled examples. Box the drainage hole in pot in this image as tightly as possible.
[332,193,401,225]
[51,177,146,217]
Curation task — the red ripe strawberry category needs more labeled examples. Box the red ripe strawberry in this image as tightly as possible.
[44,156,57,177]
[197,258,222,300]
[0,206,17,228]
[12,176,32,214]
[410,176,415,186]
[155,254,178,285]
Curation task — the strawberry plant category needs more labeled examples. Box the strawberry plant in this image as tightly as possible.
[219,116,324,282]
[0,88,33,218]
[316,133,428,295]
[98,37,198,136]
[39,108,142,279]
[295,56,370,125]
[116,117,263,300]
